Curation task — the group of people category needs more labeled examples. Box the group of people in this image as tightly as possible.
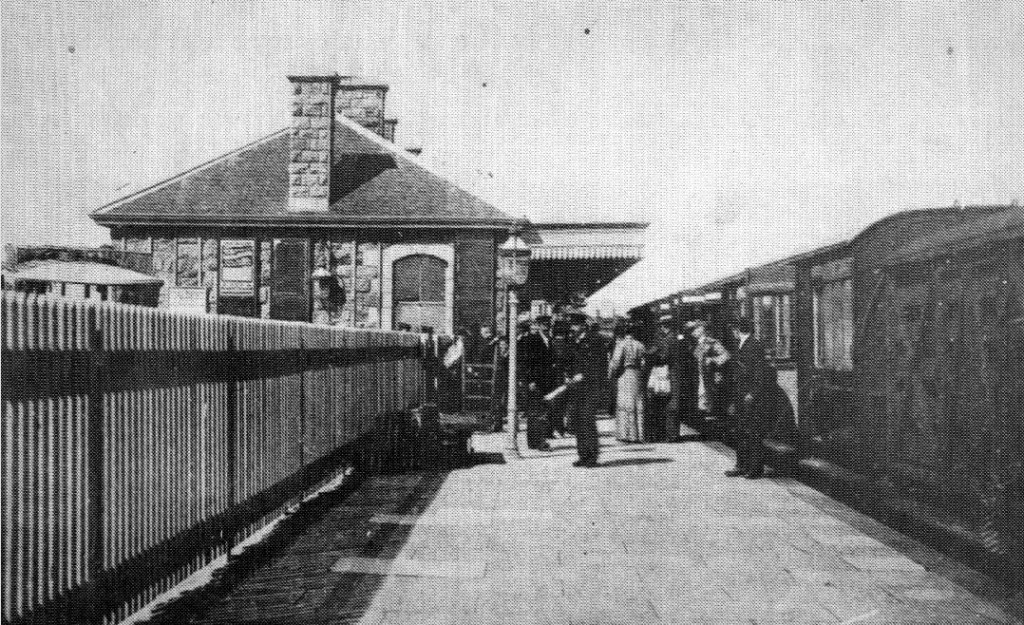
[514,310,607,466]
[458,311,778,476]
[516,313,777,476]
[608,316,775,478]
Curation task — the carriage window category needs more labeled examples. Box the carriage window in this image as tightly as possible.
[753,296,777,353]
[778,294,792,359]
[813,278,853,371]
[753,294,792,360]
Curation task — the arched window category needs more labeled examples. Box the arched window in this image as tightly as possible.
[392,254,447,332]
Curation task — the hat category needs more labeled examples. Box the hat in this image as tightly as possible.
[565,310,588,324]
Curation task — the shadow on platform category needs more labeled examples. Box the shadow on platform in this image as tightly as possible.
[142,467,458,625]
[593,457,673,469]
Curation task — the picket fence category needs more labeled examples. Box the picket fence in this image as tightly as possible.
[1,292,432,623]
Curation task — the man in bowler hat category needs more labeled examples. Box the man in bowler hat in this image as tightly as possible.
[564,311,606,467]
[725,318,771,479]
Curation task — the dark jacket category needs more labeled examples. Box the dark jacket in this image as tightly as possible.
[731,334,770,401]
[567,330,608,393]
[648,332,685,368]
[518,332,555,390]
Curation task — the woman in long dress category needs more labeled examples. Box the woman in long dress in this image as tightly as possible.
[608,324,647,442]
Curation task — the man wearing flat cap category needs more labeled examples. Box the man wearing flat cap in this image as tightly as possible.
[563,310,606,467]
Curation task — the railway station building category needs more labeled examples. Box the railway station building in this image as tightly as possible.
[90,74,645,336]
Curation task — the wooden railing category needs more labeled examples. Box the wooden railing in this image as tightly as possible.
[1,293,429,624]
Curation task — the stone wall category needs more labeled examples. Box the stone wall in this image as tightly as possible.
[355,242,382,328]
[151,238,175,308]
[202,238,219,312]
[109,231,496,334]
[258,239,272,318]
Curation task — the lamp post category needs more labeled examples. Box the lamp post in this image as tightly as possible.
[500,230,531,455]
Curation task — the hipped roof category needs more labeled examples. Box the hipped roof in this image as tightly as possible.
[92,115,515,229]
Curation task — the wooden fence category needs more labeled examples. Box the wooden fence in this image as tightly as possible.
[1,293,430,624]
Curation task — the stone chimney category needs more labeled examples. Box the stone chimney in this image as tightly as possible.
[383,118,398,143]
[288,74,338,212]
[334,77,389,136]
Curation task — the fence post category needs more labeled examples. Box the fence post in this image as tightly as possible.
[85,307,107,623]
[225,331,238,553]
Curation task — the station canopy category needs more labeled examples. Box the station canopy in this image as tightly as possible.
[516,222,647,303]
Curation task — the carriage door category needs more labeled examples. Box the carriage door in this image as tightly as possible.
[888,274,945,480]
[392,254,447,333]
[958,256,1011,495]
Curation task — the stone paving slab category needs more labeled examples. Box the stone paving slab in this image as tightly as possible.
[331,556,486,579]
[841,553,927,572]
[178,427,1020,625]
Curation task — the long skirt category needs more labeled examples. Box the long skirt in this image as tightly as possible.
[614,368,645,442]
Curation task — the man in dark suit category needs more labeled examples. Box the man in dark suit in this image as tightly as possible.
[518,316,554,450]
[564,312,607,467]
[725,318,771,479]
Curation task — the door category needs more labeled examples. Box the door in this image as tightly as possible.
[270,239,311,322]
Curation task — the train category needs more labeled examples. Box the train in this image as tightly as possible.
[631,203,1022,583]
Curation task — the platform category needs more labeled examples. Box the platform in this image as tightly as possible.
[143,425,1021,624]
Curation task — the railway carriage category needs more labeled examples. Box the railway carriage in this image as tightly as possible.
[856,206,1022,564]
[634,204,1022,579]
[794,204,1022,575]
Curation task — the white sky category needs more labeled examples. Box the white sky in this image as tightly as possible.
[2,1,1022,311]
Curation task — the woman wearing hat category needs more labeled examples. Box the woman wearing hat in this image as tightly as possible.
[608,321,647,442]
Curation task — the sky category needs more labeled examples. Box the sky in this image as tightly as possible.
[2,1,1022,311]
